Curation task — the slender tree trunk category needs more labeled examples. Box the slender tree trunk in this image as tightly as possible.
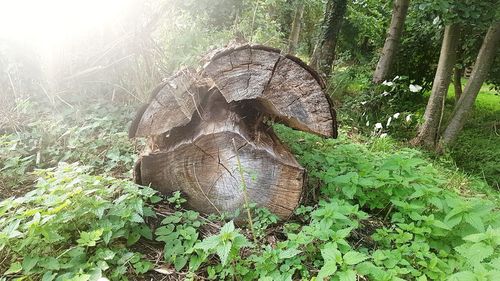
[288,3,305,55]
[372,0,410,83]
[309,0,348,76]
[440,22,500,147]
[411,24,460,149]
[453,67,463,102]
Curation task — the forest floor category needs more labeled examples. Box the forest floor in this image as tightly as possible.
[0,91,499,279]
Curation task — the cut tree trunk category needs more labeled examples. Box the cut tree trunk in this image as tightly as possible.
[288,3,305,55]
[411,24,460,149]
[372,0,410,83]
[130,44,337,219]
[440,22,500,147]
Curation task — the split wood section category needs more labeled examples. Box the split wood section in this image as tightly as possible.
[130,45,337,219]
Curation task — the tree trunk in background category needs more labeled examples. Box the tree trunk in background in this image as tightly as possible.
[441,22,500,147]
[453,67,463,102]
[372,0,410,83]
[411,24,460,149]
[309,0,348,76]
[288,3,305,55]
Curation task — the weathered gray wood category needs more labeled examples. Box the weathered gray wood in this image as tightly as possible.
[203,45,336,137]
[131,69,208,138]
[139,92,304,218]
[130,44,337,219]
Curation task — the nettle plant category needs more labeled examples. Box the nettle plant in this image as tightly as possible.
[275,125,500,280]
[0,103,139,189]
[0,163,156,280]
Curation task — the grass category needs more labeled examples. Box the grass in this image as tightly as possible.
[444,81,500,190]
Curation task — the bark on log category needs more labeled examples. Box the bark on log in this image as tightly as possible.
[130,45,337,219]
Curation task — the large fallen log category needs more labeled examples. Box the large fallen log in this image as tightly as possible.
[130,44,337,219]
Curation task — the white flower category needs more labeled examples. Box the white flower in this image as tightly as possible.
[406,114,412,122]
[393,113,400,119]
[360,101,367,105]
[382,81,394,87]
[380,133,388,138]
[393,76,400,81]
[374,123,383,130]
[366,121,370,127]
[409,84,423,92]
[433,16,440,25]
[386,117,392,127]
[382,91,390,96]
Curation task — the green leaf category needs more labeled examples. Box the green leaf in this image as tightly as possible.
[174,255,189,271]
[343,251,369,265]
[40,257,60,271]
[338,269,357,281]
[195,235,220,251]
[77,229,103,247]
[464,214,485,232]
[216,242,232,265]
[22,256,39,273]
[317,260,337,280]
[321,243,341,263]
[220,221,235,234]
[448,271,477,281]
[278,248,302,259]
[42,271,57,281]
[150,195,163,203]
[5,262,22,275]
[455,242,494,264]
[130,213,144,223]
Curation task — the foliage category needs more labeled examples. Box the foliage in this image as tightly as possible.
[341,75,422,139]
[0,102,140,196]
[0,163,157,280]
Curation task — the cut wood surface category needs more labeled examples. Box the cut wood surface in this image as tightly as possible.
[130,44,337,219]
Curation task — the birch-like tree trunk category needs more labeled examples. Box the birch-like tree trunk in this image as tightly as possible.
[288,3,305,55]
[411,24,460,148]
[441,22,500,146]
[372,0,410,83]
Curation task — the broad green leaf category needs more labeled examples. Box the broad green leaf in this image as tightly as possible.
[216,242,232,265]
[22,256,39,273]
[338,269,357,281]
[40,257,60,271]
[278,248,302,259]
[5,262,22,275]
[317,260,337,280]
[343,251,369,265]
[448,271,477,281]
[195,235,219,251]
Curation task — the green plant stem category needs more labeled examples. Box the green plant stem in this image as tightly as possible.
[232,138,257,243]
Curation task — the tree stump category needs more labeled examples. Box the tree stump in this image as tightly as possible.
[129,45,337,219]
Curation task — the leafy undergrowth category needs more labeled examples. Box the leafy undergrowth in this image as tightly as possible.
[1,104,500,280]
[0,101,141,199]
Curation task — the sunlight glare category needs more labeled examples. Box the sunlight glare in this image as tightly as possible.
[0,0,136,48]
